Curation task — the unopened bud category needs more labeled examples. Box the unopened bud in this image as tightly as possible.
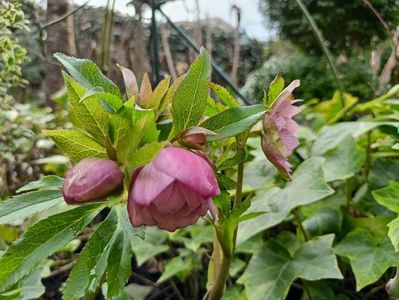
[63,158,124,204]
[178,127,216,150]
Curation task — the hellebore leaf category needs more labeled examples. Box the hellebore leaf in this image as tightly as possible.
[238,233,342,300]
[127,142,167,169]
[63,74,110,145]
[55,53,121,97]
[209,82,239,108]
[171,47,211,134]
[335,228,396,291]
[149,76,170,110]
[80,89,124,113]
[0,176,64,224]
[201,105,265,141]
[321,134,366,181]
[266,74,284,106]
[117,64,139,99]
[237,158,334,244]
[0,204,102,293]
[43,129,107,162]
[63,208,119,300]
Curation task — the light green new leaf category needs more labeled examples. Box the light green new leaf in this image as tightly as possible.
[238,233,342,300]
[0,188,63,224]
[43,129,107,162]
[335,228,396,290]
[64,74,110,144]
[237,158,334,244]
[63,208,118,300]
[201,105,265,141]
[321,134,365,181]
[150,76,170,110]
[209,82,239,108]
[171,48,211,133]
[266,75,284,106]
[80,89,124,113]
[127,142,166,169]
[55,53,121,97]
[0,204,102,293]
[16,175,63,193]
[387,217,399,251]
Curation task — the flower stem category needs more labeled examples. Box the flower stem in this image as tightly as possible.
[209,161,245,300]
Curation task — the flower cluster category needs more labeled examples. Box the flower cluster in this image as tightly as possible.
[62,147,220,231]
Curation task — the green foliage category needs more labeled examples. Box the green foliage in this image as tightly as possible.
[260,0,399,53]
[239,233,342,300]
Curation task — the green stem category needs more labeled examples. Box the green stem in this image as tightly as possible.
[293,209,308,241]
[294,0,345,109]
[209,160,245,300]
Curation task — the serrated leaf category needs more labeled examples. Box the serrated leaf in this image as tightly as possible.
[335,228,396,290]
[237,158,334,244]
[238,233,342,300]
[266,75,284,106]
[16,176,64,193]
[80,89,124,113]
[201,105,265,141]
[160,75,185,113]
[109,106,135,161]
[0,189,63,224]
[171,48,211,133]
[63,208,118,300]
[321,134,366,181]
[55,53,121,97]
[127,142,166,169]
[64,74,110,144]
[0,204,102,293]
[43,129,107,162]
[210,82,239,108]
[150,76,170,110]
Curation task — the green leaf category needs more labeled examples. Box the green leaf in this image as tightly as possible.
[0,189,63,224]
[55,53,121,97]
[80,89,124,113]
[302,208,342,239]
[373,180,399,213]
[109,106,135,161]
[127,142,166,169]
[64,74,110,144]
[157,256,189,283]
[266,75,284,106]
[321,134,366,181]
[63,208,118,300]
[201,105,265,141]
[238,233,342,300]
[237,158,334,244]
[149,76,170,110]
[209,82,239,108]
[106,205,137,298]
[387,217,399,252]
[16,175,64,193]
[0,204,102,293]
[311,121,399,155]
[43,129,107,162]
[335,228,396,290]
[171,48,211,133]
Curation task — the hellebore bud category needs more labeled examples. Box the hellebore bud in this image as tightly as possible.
[128,147,220,231]
[262,80,301,180]
[63,158,124,204]
[177,127,216,150]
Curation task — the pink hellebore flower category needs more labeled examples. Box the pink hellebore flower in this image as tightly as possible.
[63,158,124,204]
[128,147,220,232]
[262,80,301,180]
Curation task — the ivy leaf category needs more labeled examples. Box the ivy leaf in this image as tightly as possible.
[311,121,399,155]
[63,208,119,300]
[238,233,342,300]
[171,47,211,134]
[201,105,265,141]
[0,204,102,293]
[266,74,284,106]
[321,134,366,181]
[64,74,110,145]
[55,53,121,97]
[209,82,239,108]
[335,228,396,291]
[43,129,107,162]
[237,158,334,244]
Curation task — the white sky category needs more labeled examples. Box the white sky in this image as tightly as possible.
[65,0,272,41]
